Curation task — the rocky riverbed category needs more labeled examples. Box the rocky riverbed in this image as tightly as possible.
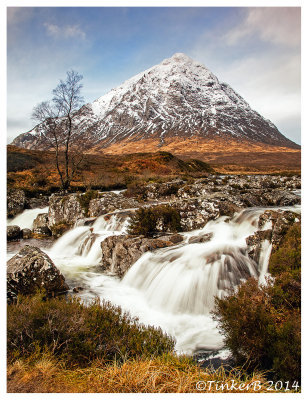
[7,173,301,295]
[6,173,301,355]
[7,174,301,241]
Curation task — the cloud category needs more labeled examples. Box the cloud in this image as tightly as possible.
[226,8,300,48]
[44,22,86,40]
[191,7,301,144]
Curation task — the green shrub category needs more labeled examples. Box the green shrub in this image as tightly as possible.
[128,205,182,237]
[269,223,301,276]
[213,273,301,382]
[7,293,175,367]
[78,190,100,216]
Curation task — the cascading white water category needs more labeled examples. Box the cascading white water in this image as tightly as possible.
[47,207,282,353]
[7,205,300,354]
[7,207,49,229]
[258,240,273,285]
[122,210,262,315]
[47,213,130,278]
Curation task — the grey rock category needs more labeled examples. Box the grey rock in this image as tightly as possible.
[170,198,221,231]
[73,286,84,293]
[158,233,184,244]
[246,209,300,264]
[88,193,141,217]
[33,213,51,236]
[7,225,21,241]
[21,228,32,239]
[7,189,26,218]
[246,230,272,263]
[262,190,299,207]
[26,196,49,209]
[188,233,213,244]
[100,234,180,277]
[7,245,69,302]
[48,193,85,227]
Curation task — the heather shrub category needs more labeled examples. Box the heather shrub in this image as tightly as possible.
[128,205,182,237]
[213,274,301,382]
[269,222,301,276]
[7,293,175,367]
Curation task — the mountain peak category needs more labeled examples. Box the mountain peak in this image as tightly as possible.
[12,53,299,153]
[167,52,193,63]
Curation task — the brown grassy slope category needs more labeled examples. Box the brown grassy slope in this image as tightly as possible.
[7,136,301,196]
[7,355,275,393]
[7,145,213,193]
[93,137,301,173]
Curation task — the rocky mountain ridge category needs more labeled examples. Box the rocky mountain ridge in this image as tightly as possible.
[12,53,299,153]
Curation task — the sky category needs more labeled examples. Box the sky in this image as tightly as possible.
[6,4,301,144]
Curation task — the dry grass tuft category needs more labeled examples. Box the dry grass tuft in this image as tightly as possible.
[7,354,279,393]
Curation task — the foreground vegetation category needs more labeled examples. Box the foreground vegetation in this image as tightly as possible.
[213,222,301,383]
[7,294,275,393]
[7,353,273,393]
[7,268,300,393]
[7,293,174,367]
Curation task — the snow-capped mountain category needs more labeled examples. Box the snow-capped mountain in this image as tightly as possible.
[12,53,298,152]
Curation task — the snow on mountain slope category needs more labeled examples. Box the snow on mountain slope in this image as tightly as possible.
[12,53,298,151]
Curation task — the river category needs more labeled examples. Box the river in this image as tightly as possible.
[7,204,301,356]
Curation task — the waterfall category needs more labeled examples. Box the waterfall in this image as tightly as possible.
[258,240,273,284]
[122,210,263,315]
[48,213,130,274]
[50,207,279,353]
[13,205,298,354]
[7,207,49,229]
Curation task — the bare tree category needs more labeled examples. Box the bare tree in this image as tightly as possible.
[32,70,87,190]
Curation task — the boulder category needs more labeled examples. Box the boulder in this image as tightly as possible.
[48,193,85,228]
[246,230,272,263]
[170,198,221,231]
[26,195,49,209]
[7,225,21,241]
[246,209,300,263]
[240,190,265,207]
[262,190,300,207]
[33,213,51,236]
[258,209,300,250]
[216,200,242,217]
[7,189,26,218]
[158,233,184,244]
[140,180,185,200]
[88,193,141,217]
[100,234,182,277]
[21,228,32,239]
[73,286,84,293]
[7,246,69,303]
